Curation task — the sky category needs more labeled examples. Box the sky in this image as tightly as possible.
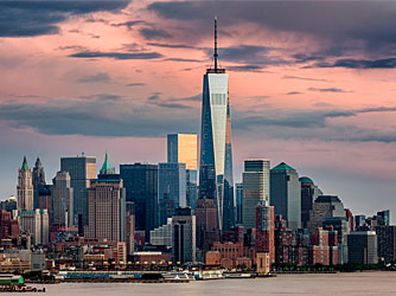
[1,1,396,221]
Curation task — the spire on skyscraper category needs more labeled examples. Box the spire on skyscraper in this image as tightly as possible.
[21,156,29,171]
[100,151,115,175]
[214,16,218,71]
[35,157,42,168]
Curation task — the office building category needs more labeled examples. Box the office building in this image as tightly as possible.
[158,163,187,226]
[150,218,172,248]
[32,158,46,209]
[377,210,390,226]
[120,163,158,233]
[310,195,346,231]
[196,198,219,252]
[270,162,301,230]
[52,171,74,227]
[376,225,396,263]
[172,207,196,264]
[198,19,235,231]
[299,176,322,229]
[242,159,270,229]
[18,209,49,245]
[348,231,378,264]
[167,133,198,209]
[235,183,243,224]
[256,200,275,264]
[86,155,126,242]
[17,157,34,211]
[60,155,96,225]
[355,215,366,230]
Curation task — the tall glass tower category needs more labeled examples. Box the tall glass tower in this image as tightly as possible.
[199,18,235,231]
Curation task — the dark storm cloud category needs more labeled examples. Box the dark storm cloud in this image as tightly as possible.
[69,51,162,60]
[0,1,130,37]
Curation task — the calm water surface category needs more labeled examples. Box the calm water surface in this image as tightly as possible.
[31,272,396,296]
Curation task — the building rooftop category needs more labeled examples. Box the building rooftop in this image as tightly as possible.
[272,162,295,172]
[315,195,342,203]
[21,156,29,171]
[299,176,314,184]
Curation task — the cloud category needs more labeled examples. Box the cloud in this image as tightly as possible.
[0,1,130,37]
[76,72,111,83]
[69,51,162,60]
[147,42,200,50]
[139,27,172,40]
[308,87,349,93]
[283,75,329,82]
[286,91,303,96]
[111,20,146,30]
[0,95,198,137]
[125,83,145,87]
[316,58,396,69]
[147,93,193,109]
[165,57,205,63]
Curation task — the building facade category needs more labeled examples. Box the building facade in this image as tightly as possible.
[172,207,196,264]
[32,158,46,209]
[198,19,235,231]
[299,176,322,229]
[60,155,96,225]
[52,171,74,228]
[242,159,270,229]
[347,231,378,264]
[270,162,301,230]
[17,157,34,211]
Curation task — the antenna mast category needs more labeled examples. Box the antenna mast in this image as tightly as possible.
[214,17,218,71]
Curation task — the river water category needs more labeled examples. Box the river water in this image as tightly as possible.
[32,272,396,295]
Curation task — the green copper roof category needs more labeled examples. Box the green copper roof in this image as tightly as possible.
[100,152,115,175]
[272,162,295,171]
[21,156,29,171]
[299,176,314,184]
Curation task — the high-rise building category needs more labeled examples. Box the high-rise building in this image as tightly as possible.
[309,195,346,231]
[86,154,126,242]
[158,163,187,226]
[270,162,301,230]
[355,215,366,230]
[60,155,96,225]
[235,183,243,225]
[17,157,34,211]
[242,160,270,229]
[52,171,74,227]
[125,201,135,255]
[195,198,219,253]
[377,210,390,226]
[299,176,322,229]
[0,195,17,212]
[150,218,172,248]
[119,163,158,234]
[32,158,46,209]
[375,225,396,263]
[172,207,196,264]
[167,133,199,210]
[348,231,378,264]
[18,209,49,245]
[198,19,234,231]
[256,200,275,264]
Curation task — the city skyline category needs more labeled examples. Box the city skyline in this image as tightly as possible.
[1,1,396,221]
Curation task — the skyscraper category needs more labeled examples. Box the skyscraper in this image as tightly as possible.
[86,154,126,242]
[256,200,275,264]
[235,183,243,224]
[52,171,74,227]
[60,155,96,225]
[158,162,187,226]
[17,156,34,211]
[119,163,158,234]
[172,207,196,264]
[32,157,46,209]
[242,159,270,229]
[198,18,234,231]
[270,162,301,230]
[299,176,322,229]
[167,133,198,209]
[348,231,378,264]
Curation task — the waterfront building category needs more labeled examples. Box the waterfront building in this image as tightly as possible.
[347,231,378,264]
[242,159,270,229]
[0,210,19,240]
[86,155,126,242]
[60,154,96,225]
[119,163,158,234]
[345,208,354,232]
[198,19,235,231]
[158,163,187,226]
[375,225,396,263]
[299,176,322,229]
[150,218,172,248]
[195,198,219,253]
[310,227,338,266]
[17,157,34,211]
[32,158,46,209]
[172,207,196,264]
[125,201,135,255]
[270,162,301,230]
[256,200,275,264]
[52,171,74,228]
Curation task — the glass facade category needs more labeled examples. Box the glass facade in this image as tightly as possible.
[199,71,235,231]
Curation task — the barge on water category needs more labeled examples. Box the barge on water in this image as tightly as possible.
[0,274,46,293]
